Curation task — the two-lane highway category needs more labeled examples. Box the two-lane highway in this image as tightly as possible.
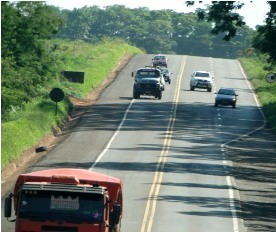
[1,54,264,232]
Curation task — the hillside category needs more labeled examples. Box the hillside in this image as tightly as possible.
[1,39,144,170]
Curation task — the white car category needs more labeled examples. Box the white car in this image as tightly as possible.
[190,71,213,92]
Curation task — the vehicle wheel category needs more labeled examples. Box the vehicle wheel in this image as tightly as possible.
[157,91,162,100]
[190,86,194,91]
[215,102,218,107]
[168,79,171,84]
[207,88,212,92]
[133,91,140,99]
[112,219,121,232]
[232,103,236,108]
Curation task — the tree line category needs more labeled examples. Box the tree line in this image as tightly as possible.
[56,4,254,58]
[1,1,275,121]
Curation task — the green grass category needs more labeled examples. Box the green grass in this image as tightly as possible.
[239,57,276,131]
[50,39,143,98]
[1,97,72,168]
[1,39,143,169]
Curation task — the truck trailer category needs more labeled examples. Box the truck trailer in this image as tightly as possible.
[4,168,123,232]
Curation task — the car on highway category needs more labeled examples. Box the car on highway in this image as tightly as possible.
[190,71,213,92]
[132,67,164,99]
[152,55,168,68]
[157,66,172,84]
[215,87,238,108]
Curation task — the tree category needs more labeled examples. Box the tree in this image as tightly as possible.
[188,1,276,64]
[171,13,214,56]
[1,1,64,119]
[253,2,276,64]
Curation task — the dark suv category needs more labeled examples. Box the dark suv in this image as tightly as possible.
[157,66,172,84]
[152,55,168,68]
[132,67,164,99]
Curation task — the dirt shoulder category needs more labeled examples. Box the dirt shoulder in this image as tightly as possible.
[1,54,134,196]
[226,128,276,231]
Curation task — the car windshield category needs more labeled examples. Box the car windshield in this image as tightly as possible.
[160,69,169,74]
[218,89,235,95]
[154,56,165,60]
[195,72,210,78]
[137,70,160,78]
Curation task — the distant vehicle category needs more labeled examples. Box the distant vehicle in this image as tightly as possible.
[190,71,213,92]
[157,66,172,84]
[132,67,164,99]
[215,87,238,108]
[4,168,123,232]
[152,55,168,68]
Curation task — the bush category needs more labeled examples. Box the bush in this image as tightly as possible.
[239,57,276,131]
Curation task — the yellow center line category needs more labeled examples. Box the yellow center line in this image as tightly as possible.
[140,56,187,232]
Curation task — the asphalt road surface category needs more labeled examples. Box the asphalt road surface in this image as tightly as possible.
[1,55,265,232]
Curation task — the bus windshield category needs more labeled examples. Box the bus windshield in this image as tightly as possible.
[18,189,104,223]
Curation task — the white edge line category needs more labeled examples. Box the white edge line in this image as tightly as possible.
[89,99,135,170]
[237,61,266,124]
[224,61,266,146]
[222,60,267,232]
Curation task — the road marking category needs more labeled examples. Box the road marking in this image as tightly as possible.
[221,145,239,232]
[140,56,187,232]
[221,62,266,146]
[220,61,268,232]
[89,99,135,170]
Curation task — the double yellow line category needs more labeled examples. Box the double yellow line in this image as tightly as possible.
[140,56,187,232]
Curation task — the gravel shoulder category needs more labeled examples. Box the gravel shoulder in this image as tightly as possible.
[226,128,276,232]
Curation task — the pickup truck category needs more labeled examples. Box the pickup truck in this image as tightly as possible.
[132,67,164,99]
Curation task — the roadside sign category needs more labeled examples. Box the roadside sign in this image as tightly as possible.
[266,72,275,83]
[49,88,64,115]
[50,88,64,102]
[62,71,84,83]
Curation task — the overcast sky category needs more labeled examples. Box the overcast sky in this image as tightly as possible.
[45,0,270,29]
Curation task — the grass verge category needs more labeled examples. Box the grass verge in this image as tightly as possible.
[239,57,276,131]
[1,39,143,169]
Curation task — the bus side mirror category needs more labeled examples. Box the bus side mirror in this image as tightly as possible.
[112,204,121,224]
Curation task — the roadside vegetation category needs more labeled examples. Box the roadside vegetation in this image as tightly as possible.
[1,39,143,169]
[239,56,276,131]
